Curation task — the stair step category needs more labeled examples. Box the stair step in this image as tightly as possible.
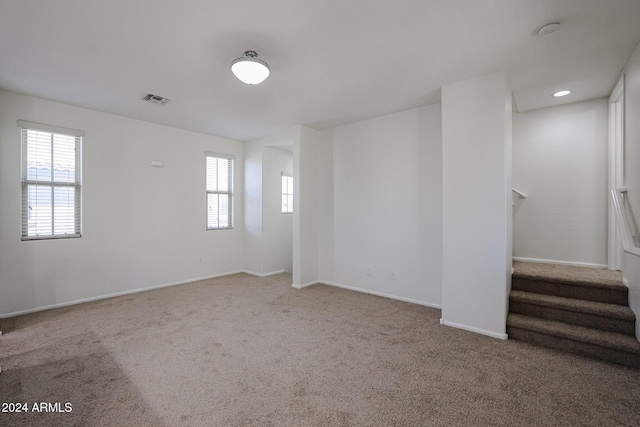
[507,313,640,368]
[512,261,624,288]
[510,290,636,335]
[512,275,628,305]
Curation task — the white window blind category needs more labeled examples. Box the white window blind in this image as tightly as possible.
[206,153,234,229]
[19,121,83,240]
[282,172,293,214]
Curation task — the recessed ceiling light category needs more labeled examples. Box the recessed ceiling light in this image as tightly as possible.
[553,90,571,97]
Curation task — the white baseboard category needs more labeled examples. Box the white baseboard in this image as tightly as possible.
[243,270,286,278]
[291,281,318,289]
[319,280,442,309]
[513,257,607,269]
[0,270,245,319]
[440,318,508,340]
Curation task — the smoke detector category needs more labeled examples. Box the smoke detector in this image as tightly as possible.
[142,93,171,105]
[538,23,561,36]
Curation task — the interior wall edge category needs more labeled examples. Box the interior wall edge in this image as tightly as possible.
[319,280,442,310]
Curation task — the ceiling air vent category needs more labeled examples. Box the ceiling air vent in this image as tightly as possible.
[142,93,171,105]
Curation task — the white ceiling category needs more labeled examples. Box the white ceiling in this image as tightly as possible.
[1,0,639,141]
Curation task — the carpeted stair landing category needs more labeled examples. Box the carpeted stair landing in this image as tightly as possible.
[507,261,640,368]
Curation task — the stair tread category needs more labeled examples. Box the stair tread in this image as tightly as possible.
[513,261,626,291]
[510,290,636,320]
[513,272,628,292]
[507,313,640,354]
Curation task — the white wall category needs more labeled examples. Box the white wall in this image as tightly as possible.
[292,126,328,287]
[243,130,294,276]
[0,90,244,317]
[318,129,335,282]
[441,71,512,339]
[513,98,609,267]
[243,139,264,275]
[621,40,640,337]
[262,147,293,273]
[320,105,443,307]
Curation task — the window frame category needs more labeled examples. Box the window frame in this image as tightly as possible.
[19,120,83,241]
[281,172,293,214]
[206,152,234,230]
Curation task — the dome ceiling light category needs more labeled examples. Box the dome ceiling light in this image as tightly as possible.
[231,50,270,85]
[553,90,571,97]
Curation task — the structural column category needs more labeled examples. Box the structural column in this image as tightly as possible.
[441,71,512,339]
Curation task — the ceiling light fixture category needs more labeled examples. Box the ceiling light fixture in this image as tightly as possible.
[553,90,571,97]
[231,50,270,85]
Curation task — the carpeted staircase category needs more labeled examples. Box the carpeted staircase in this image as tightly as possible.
[507,261,640,368]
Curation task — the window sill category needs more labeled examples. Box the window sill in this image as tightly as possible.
[22,234,82,241]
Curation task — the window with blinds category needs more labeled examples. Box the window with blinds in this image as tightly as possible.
[282,172,293,214]
[19,121,83,240]
[206,153,234,229]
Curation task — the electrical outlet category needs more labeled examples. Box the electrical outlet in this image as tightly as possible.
[390,270,396,280]
[199,257,204,265]
[366,266,372,276]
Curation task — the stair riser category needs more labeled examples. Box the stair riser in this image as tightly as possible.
[507,326,640,368]
[512,278,628,305]
[510,301,636,336]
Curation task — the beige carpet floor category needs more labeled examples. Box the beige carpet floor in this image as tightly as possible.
[1,273,640,426]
